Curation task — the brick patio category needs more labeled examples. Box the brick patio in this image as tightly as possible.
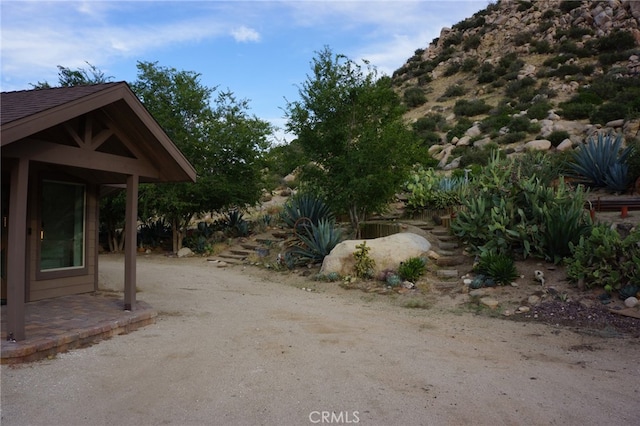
[1,293,156,364]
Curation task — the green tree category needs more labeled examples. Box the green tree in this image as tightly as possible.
[31,62,113,88]
[285,47,419,236]
[132,61,272,252]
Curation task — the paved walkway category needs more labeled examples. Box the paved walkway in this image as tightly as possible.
[0,293,156,364]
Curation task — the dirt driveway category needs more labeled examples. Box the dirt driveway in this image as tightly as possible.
[1,254,638,425]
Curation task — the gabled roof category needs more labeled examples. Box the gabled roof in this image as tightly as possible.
[1,82,196,183]
[1,83,117,126]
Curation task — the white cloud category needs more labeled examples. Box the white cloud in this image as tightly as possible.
[231,26,261,43]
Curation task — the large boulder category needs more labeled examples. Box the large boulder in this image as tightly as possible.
[320,233,431,276]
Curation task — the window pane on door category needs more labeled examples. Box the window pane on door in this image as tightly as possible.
[40,180,85,271]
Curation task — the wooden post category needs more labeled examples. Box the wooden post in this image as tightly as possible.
[6,158,29,341]
[621,206,628,218]
[124,174,139,311]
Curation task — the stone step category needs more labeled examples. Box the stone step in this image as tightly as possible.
[218,252,246,261]
[230,249,251,256]
[430,228,450,237]
[436,256,466,267]
[436,235,457,242]
[240,243,260,250]
[436,249,457,257]
[438,241,459,250]
[207,257,243,266]
[270,231,293,239]
[433,281,459,290]
[255,238,281,245]
[436,269,459,278]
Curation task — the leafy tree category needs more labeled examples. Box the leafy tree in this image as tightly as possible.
[31,62,113,88]
[285,47,419,236]
[132,61,272,252]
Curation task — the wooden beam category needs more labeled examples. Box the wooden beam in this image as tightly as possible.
[2,139,160,179]
[124,174,138,311]
[6,158,29,341]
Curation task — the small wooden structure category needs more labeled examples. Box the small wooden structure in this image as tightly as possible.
[1,83,196,341]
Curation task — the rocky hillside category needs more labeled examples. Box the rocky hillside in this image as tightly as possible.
[392,0,640,173]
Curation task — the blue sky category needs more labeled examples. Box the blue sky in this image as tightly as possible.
[1,1,490,143]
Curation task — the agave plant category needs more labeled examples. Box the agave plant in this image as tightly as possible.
[288,218,342,264]
[222,209,249,237]
[280,192,335,230]
[569,133,634,190]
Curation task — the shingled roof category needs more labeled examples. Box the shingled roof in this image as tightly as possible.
[1,82,196,183]
[1,83,121,126]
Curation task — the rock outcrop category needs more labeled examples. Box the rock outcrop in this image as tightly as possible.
[320,233,431,277]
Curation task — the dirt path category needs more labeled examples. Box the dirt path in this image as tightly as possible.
[1,254,638,425]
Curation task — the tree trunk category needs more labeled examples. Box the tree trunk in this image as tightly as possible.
[349,205,361,239]
[117,229,125,252]
[171,217,186,253]
[172,217,179,253]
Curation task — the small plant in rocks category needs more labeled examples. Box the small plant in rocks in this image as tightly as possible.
[475,251,519,286]
[353,241,376,279]
[398,257,427,283]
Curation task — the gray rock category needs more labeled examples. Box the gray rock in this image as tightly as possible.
[480,297,499,309]
[624,297,638,308]
[605,119,624,128]
[556,139,573,152]
[524,139,552,151]
[469,289,486,297]
[177,247,194,258]
[528,295,541,305]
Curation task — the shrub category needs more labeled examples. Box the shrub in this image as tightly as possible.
[454,99,491,117]
[505,76,536,99]
[527,101,552,120]
[404,166,466,210]
[398,257,426,282]
[138,218,172,249]
[550,63,582,77]
[559,102,596,120]
[599,51,630,66]
[443,62,460,77]
[442,33,463,48]
[475,252,519,285]
[532,40,552,54]
[513,31,533,47]
[459,144,498,166]
[547,130,570,147]
[590,102,629,125]
[567,225,640,291]
[559,0,582,13]
[463,34,482,51]
[495,131,528,145]
[452,151,590,260]
[477,69,498,84]
[404,87,427,107]
[413,113,446,132]
[507,115,533,133]
[461,57,479,72]
[353,241,375,279]
[441,84,466,99]
[446,117,473,142]
[597,29,637,52]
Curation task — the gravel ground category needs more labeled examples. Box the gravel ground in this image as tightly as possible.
[512,300,640,338]
[1,254,639,426]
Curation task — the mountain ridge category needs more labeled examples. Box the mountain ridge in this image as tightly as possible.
[392,0,640,175]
